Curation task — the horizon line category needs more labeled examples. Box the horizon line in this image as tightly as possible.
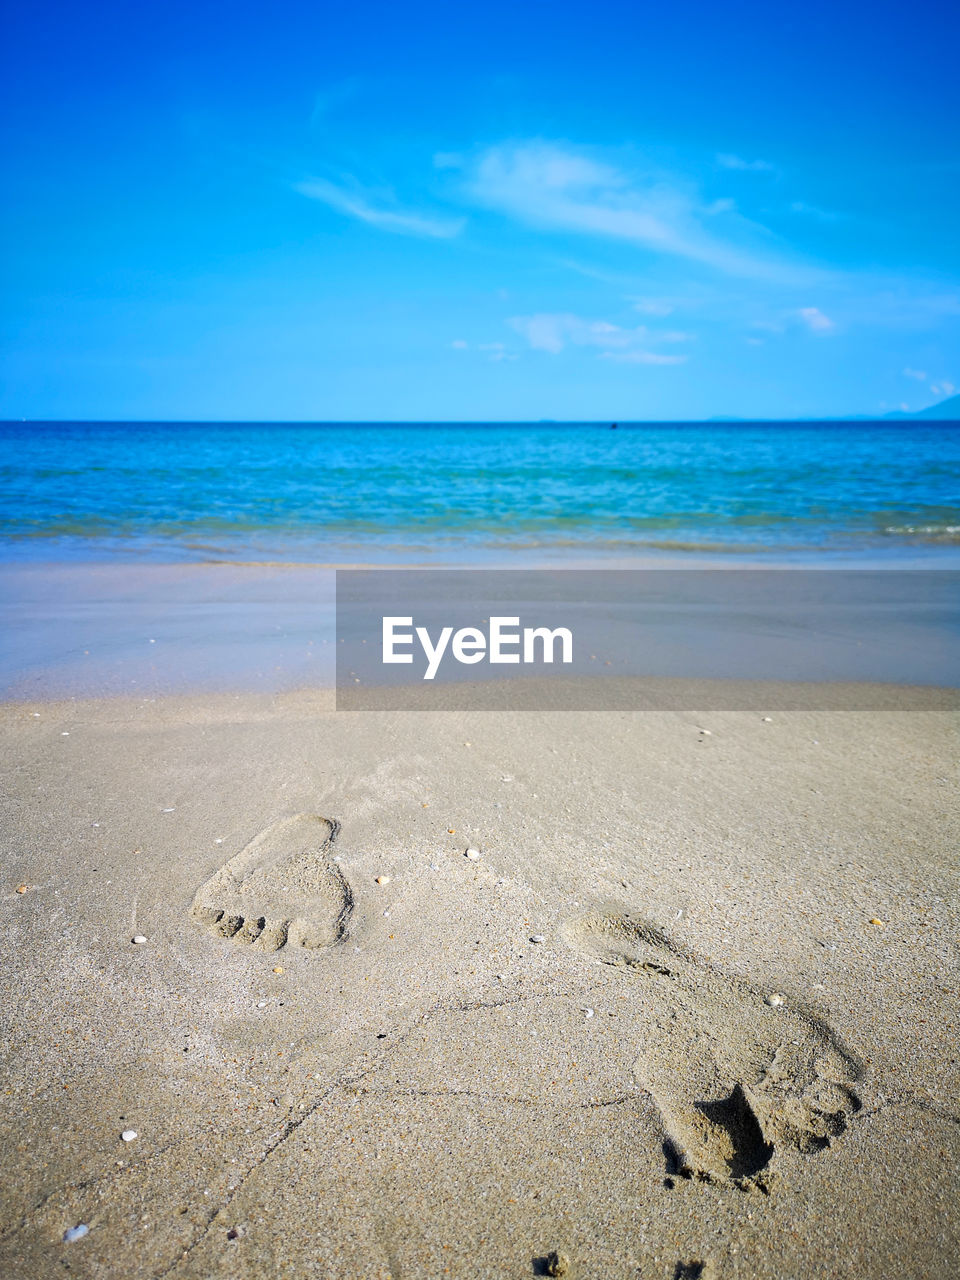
[2,415,958,427]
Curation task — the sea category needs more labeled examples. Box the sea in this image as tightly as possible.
[2,419,959,564]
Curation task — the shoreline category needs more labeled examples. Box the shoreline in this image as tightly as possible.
[4,539,960,568]
[3,559,958,704]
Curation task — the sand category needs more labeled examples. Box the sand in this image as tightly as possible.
[0,685,957,1278]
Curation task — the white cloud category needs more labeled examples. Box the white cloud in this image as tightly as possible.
[796,306,834,332]
[716,153,775,172]
[451,339,519,361]
[468,143,815,282]
[600,351,688,365]
[903,367,927,380]
[295,178,464,239]
[941,381,956,395]
[632,297,675,316]
[433,152,464,170]
[508,313,579,354]
[508,312,692,362]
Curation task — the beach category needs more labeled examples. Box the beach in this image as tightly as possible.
[5,0,960,1263]
[1,681,957,1278]
[1,420,958,1277]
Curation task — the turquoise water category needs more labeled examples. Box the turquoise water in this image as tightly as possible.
[1,420,959,562]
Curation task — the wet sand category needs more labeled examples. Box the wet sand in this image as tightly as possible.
[4,559,959,701]
[1,683,957,1278]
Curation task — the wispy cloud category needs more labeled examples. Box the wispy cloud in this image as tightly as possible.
[796,306,835,332]
[295,178,464,239]
[632,297,677,316]
[467,143,815,282]
[789,200,843,222]
[600,350,687,365]
[508,313,591,354]
[508,311,691,364]
[910,372,954,397]
[716,153,776,173]
[450,339,518,361]
[479,341,518,361]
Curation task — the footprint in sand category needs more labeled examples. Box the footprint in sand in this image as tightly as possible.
[190,814,353,952]
[562,911,863,1192]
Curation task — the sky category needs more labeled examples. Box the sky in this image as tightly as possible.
[1,0,958,421]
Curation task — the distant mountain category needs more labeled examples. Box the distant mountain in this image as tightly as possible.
[911,394,957,419]
[707,394,960,423]
[895,393,960,420]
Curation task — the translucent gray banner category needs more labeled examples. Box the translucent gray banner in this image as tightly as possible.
[335,570,960,710]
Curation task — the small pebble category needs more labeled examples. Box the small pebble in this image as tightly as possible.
[869,917,886,927]
[544,1251,570,1277]
[131,935,147,945]
[766,993,784,1007]
[761,716,773,722]
[16,884,30,894]
[63,1224,89,1243]
[582,1008,594,1019]
[429,863,440,871]
[121,1129,137,1142]
[698,728,712,736]
[375,875,390,885]
[465,847,481,861]
[273,966,285,974]
[530,934,546,944]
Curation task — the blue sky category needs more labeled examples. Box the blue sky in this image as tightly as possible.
[1,0,958,421]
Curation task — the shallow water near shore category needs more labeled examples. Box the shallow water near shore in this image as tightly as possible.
[3,420,960,562]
